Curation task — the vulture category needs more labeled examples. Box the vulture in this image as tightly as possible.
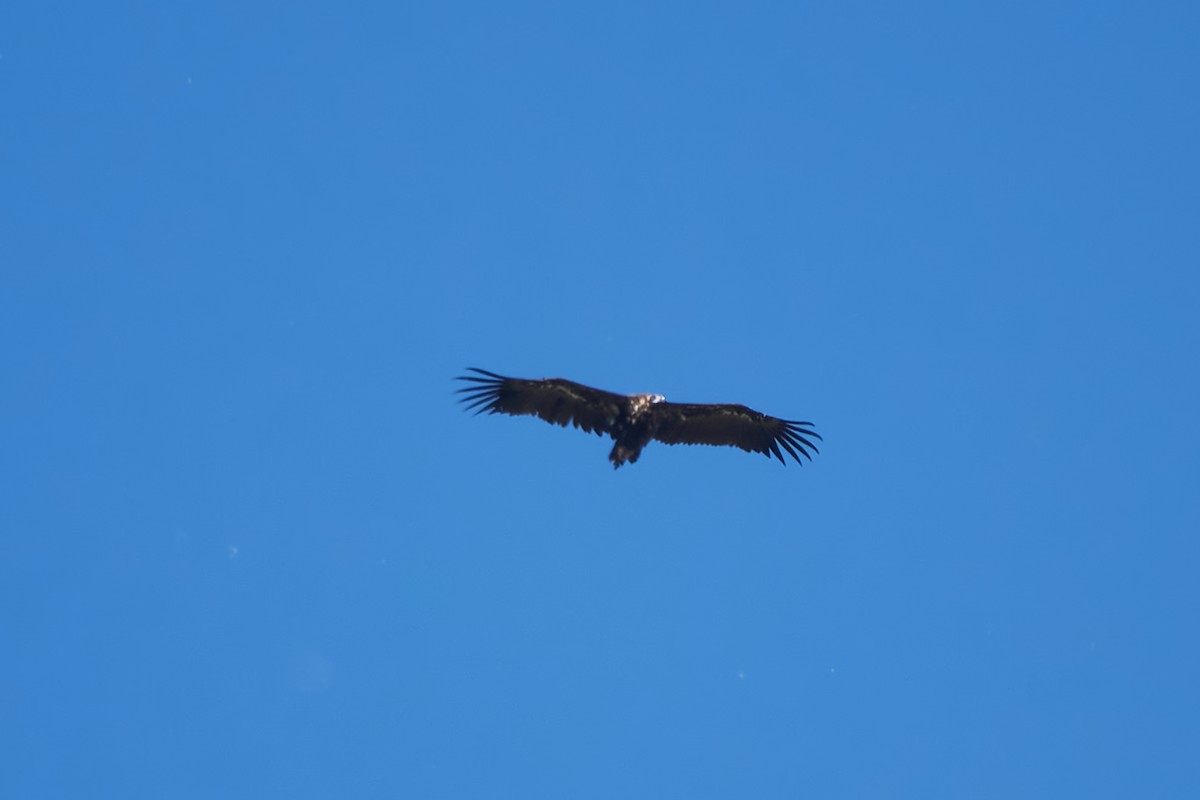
[455,368,821,469]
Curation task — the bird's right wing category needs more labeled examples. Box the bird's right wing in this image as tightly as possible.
[651,402,821,465]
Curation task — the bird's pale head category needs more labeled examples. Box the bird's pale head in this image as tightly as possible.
[628,393,666,415]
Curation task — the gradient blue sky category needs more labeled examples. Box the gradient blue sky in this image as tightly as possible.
[3,1,1199,797]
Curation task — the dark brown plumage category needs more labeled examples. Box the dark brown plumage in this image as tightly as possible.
[455,368,821,469]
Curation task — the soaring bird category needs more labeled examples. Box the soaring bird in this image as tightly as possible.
[455,368,821,469]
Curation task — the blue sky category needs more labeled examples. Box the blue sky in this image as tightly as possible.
[3,1,1198,797]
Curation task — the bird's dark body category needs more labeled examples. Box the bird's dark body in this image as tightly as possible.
[605,393,662,467]
[456,368,821,469]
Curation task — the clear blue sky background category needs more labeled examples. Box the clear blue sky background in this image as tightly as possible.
[3,1,1198,797]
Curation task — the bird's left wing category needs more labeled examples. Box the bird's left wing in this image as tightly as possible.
[455,368,625,436]
[651,402,821,465]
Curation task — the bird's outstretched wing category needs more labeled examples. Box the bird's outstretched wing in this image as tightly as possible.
[650,402,821,465]
[455,368,626,437]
